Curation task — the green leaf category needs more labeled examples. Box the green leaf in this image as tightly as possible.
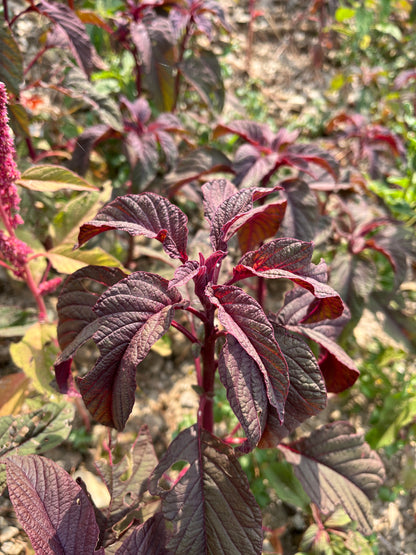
[335,8,356,22]
[17,165,99,193]
[0,23,23,95]
[9,323,59,394]
[95,425,159,545]
[8,102,30,137]
[49,184,112,246]
[0,401,75,492]
[65,67,124,131]
[46,243,128,274]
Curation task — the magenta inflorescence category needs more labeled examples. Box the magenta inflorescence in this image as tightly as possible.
[0,82,31,276]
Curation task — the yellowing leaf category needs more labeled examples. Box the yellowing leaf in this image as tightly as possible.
[17,165,99,192]
[46,244,128,274]
[0,373,30,416]
[10,323,60,395]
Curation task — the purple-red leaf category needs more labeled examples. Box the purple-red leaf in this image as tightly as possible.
[275,288,359,393]
[206,184,281,251]
[55,265,127,395]
[36,0,93,76]
[218,336,268,452]
[116,513,168,554]
[169,259,200,289]
[279,422,385,535]
[77,272,184,430]
[3,455,102,554]
[77,193,188,262]
[207,285,289,422]
[280,179,319,242]
[201,178,237,223]
[259,324,327,447]
[232,238,344,320]
[180,49,224,112]
[235,200,287,253]
[148,425,263,554]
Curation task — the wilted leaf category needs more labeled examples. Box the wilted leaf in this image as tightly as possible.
[0,402,74,491]
[0,373,29,416]
[95,425,158,546]
[280,422,385,535]
[0,23,23,96]
[17,165,98,192]
[207,285,289,423]
[76,272,184,429]
[3,455,102,554]
[77,193,188,262]
[148,425,263,554]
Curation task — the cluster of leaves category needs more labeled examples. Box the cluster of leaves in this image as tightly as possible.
[2,181,385,552]
[1,0,415,552]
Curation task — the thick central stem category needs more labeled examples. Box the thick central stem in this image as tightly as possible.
[200,310,217,432]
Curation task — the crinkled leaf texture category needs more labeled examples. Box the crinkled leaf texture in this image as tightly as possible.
[77,193,188,262]
[55,265,127,395]
[259,324,327,448]
[207,285,289,425]
[280,422,386,535]
[202,180,283,252]
[148,425,263,554]
[95,425,158,547]
[275,288,359,392]
[231,238,344,321]
[75,272,184,430]
[3,455,103,554]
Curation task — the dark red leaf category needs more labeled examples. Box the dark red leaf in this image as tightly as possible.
[201,178,237,223]
[259,324,327,447]
[207,285,289,422]
[235,200,287,253]
[169,260,200,289]
[77,193,189,262]
[77,272,184,429]
[280,422,385,535]
[275,288,359,393]
[231,239,344,320]
[55,266,127,395]
[148,425,263,553]
[284,143,339,180]
[280,179,319,241]
[218,336,268,452]
[3,455,102,554]
[36,0,93,76]
[116,513,169,554]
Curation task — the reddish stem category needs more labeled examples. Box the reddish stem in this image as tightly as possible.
[200,309,217,432]
[171,320,199,344]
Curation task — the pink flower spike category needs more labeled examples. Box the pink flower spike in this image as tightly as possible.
[0,82,23,231]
